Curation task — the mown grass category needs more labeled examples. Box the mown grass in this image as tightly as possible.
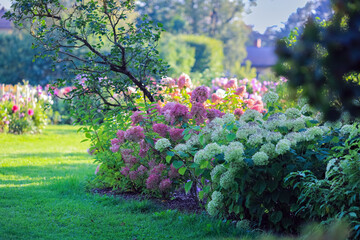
[0,125,254,240]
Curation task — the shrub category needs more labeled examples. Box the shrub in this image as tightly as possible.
[171,92,345,232]
[285,123,360,238]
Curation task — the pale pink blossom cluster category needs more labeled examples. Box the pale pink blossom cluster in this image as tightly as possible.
[131,111,145,125]
[124,126,145,142]
[190,102,207,125]
[153,123,169,137]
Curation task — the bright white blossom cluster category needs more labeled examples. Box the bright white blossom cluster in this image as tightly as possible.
[155,138,171,152]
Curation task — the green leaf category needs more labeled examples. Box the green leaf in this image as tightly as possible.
[80,139,89,143]
[85,132,91,138]
[184,134,191,141]
[185,181,193,194]
[166,155,172,163]
[199,190,204,200]
[178,167,187,175]
[226,133,236,142]
[270,211,283,224]
[166,151,175,157]
[172,160,184,169]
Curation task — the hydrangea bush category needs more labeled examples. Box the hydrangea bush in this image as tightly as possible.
[167,91,351,232]
[90,74,271,197]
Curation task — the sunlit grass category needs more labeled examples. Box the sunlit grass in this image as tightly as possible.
[0,125,253,240]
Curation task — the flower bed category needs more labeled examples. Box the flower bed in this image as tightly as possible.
[88,74,359,236]
[0,82,52,134]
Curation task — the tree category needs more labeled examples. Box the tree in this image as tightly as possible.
[5,0,167,109]
[275,0,360,121]
[136,0,254,75]
[0,31,70,85]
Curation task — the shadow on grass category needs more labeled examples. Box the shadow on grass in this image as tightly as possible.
[2,152,89,160]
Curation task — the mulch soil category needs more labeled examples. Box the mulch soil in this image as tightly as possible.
[92,188,205,214]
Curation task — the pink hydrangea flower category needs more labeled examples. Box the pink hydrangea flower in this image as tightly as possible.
[191,102,207,125]
[131,111,145,125]
[169,128,184,141]
[153,123,169,138]
[211,93,222,104]
[177,73,192,89]
[124,126,145,142]
[169,103,190,124]
[150,163,167,175]
[139,140,150,158]
[168,164,180,179]
[207,109,225,121]
[120,166,130,176]
[110,144,120,153]
[251,104,264,113]
[111,138,122,145]
[191,86,210,103]
[159,178,172,192]
[161,102,176,114]
[148,159,157,168]
[235,86,246,96]
[116,130,125,143]
[137,165,148,176]
[146,174,160,189]
[224,79,237,89]
[27,109,34,116]
[129,171,138,181]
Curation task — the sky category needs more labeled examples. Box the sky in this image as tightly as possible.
[0,0,312,33]
[243,0,311,33]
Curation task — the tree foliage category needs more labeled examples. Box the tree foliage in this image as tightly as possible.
[4,0,168,108]
[136,0,253,75]
[275,0,360,121]
[0,31,69,85]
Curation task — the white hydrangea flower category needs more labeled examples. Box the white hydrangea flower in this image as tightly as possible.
[285,117,306,131]
[174,143,188,153]
[324,121,342,129]
[207,200,220,216]
[285,108,302,119]
[240,109,263,122]
[300,104,314,115]
[340,124,354,136]
[194,149,208,164]
[260,143,277,159]
[264,114,286,130]
[211,191,224,203]
[275,139,291,155]
[320,126,331,134]
[304,126,323,141]
[212,117,225,126]
[211,127,226,142]
[265,132,283,142]
[247,133,263,145]
[285,132,304,146]
[252,151,269,166]
[211,165,227,182]
[155,138,171,152]
[222,113,236,124]
[262,91,279,105]
[220,171,234,189]
[186,134,200,148]
[236,125,259,140]
[236,220,251,230]
[204,143,223,156]
[224,142,244,163]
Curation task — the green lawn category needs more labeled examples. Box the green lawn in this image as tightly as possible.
[0,125,252,240]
